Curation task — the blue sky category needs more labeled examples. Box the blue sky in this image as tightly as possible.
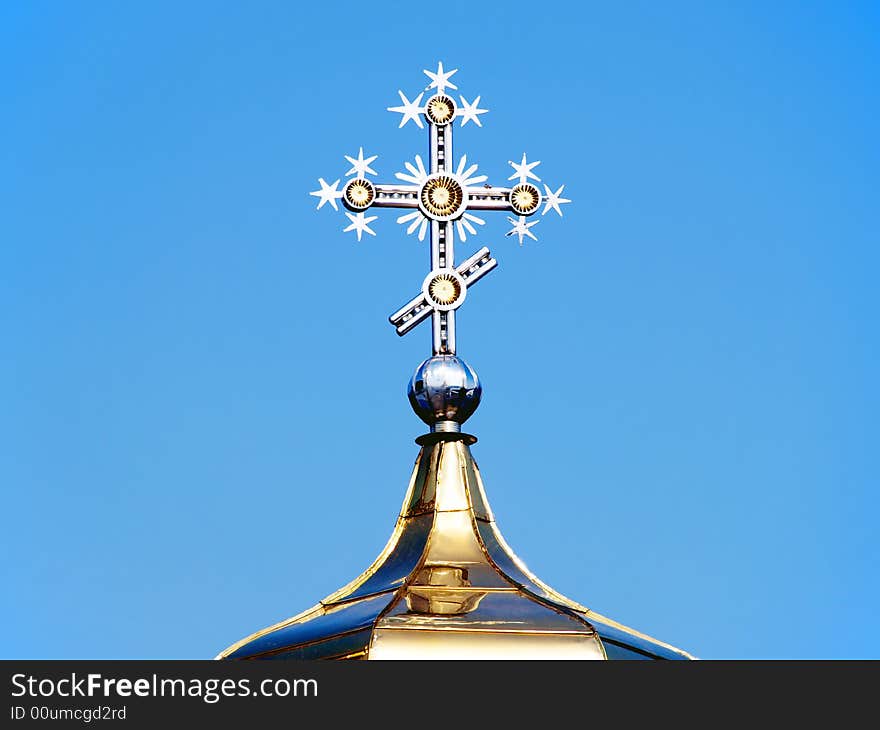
[1,1,877,659]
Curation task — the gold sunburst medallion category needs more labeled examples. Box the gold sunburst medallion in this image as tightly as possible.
[344,179,375,210]
[425,94,456,125]
[428,273,462,306]
[420,175,464,218]
[509,183,541,215]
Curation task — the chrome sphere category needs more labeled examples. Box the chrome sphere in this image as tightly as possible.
[408,355,482,430]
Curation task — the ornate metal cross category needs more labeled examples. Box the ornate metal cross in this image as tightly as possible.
[310,62,571,356]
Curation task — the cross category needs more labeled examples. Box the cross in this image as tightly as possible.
[310,62,571,356]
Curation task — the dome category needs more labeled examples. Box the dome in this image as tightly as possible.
[217,433,692,660]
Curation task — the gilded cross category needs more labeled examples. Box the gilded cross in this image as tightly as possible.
[310,62,571,355]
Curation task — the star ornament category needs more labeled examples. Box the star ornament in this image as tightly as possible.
[458,95,488,127]
[388,90,425,129]
[309,177,343,211]
[343,212,378,241]
[508,153,541,184]
[344,147,378,178]
[542,184,571,217]
[505,215,540,245]
[423,61,458,93]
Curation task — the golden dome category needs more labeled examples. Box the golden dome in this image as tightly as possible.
[217,433,693,660]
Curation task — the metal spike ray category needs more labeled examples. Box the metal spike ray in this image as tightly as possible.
[309,63,572,356]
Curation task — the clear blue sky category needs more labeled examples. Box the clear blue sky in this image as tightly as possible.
[2,1,877,659]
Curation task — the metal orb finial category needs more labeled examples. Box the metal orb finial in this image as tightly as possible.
[408,355,481,432]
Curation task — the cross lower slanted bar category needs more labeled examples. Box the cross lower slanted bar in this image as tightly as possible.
[390,247,497,347]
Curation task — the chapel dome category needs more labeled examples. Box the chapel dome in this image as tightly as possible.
[217,432,692,661]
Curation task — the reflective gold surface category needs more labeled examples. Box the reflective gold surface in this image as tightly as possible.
[218,593,393,660]
[218,435,692,660]
[403,440,491,520]
[321,514,434,603]
[381,589,592,632]
[403,566,488,615]
[369,629,604,660]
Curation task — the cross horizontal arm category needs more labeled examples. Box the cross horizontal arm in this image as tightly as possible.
[371,183,421,209]
[346,183,535,216]
[465,186,519,212]
[389,247,497,336]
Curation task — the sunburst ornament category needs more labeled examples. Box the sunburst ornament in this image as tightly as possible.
[343,178,375,211]
[509,183,542,215]
[393,154,489,235]
[430,276,458,305]
[425,94,456,125]
[420,175,464,219]
[422,269,466,311]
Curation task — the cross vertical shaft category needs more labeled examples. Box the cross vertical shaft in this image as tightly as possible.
[430,118,455,354]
